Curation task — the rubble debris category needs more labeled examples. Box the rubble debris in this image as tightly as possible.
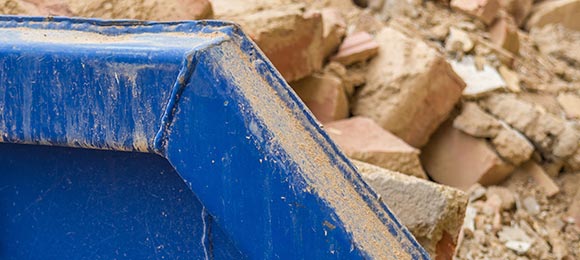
[566,191,580,228]
[498,65,521,92]
[449,56,506,98]
[4,0,580,259]
[453,102,503,138]
[353,26,466,148]
[353,160,468,260]
[498,226,533,254]
[488,11,520,55]
[517,92,562,116]
[234,4,324,82]
[518,161,560,197]
[486,186,515,210]
[291,74,349,123]
[557,92,580,119]
[526,0,580,31]
[531,24,580,68]
[492,126,534,165]
[522,196,541,215]
[498,0,533,26]
[321,8,347,59]
[326,117,427,179]
[0,0,214,20]
[421,121,514,190]
[450,0,500,25]
[445,27,474,53]
[480,94,580,165]
[330,31,379,66]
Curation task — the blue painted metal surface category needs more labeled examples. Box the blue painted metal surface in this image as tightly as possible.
[0,16,429,259]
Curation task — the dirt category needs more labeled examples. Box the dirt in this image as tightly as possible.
[456,171,580,260]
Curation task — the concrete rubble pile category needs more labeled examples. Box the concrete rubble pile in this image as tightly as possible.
[3,0,580,259]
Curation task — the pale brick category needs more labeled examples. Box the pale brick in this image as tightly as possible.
[321,8,347,59]
[352,27,466,148]
[453,102,503,138]
[353,160,468,260]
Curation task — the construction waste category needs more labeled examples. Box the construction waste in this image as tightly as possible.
[3,0,579,259]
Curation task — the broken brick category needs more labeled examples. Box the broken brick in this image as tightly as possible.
[291,74,349,123]
[330,31,379,66]
[353,27,466,148]
[451,0,501,25]
[321,8,347,59]
[488,12,520,55]
[453,102,503,138]
[326,117,427,179]
[516,161,560,197]
[421,121,515,191]
[234,4,324,82]
[526,0,580,31]
[353,160,468,259]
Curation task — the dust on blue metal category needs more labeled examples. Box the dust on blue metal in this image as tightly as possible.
[0,16,429,259]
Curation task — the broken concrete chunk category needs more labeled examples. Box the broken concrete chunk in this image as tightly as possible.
[557,92,580,119]
[330,31,379,66]
[517,161,560,197]
[552,125,580,158]
[483,95,580,161]
[526,0,580,31]
[421,121,515,191]
[522,196,541,215]
[352,160,468,260]
[446,27,474,53]
[492,126,534,165]
[291,74,349,123]
[518,92,562,116]
[488,12,520,55]
[321,8,347,59]
[498,0,533,26]
[234,4,324,82]
[498,226,533,254]
[486,186,515,210]
[326,117,427,179]
[353,27,466,148]
[451,0,501,25]
[531,24,580,68]
[453,102,503,138]
[450,56,506,98]
[479,94,538,134]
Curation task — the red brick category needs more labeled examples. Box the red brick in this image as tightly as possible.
[421,121,515,191]
[326,117,427,179]
[330,31,379,66]
[291,74,349,123]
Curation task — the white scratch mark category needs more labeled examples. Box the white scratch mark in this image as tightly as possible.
[201,206,209,260]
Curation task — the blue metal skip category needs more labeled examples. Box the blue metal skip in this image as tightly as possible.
[0,16,429,259]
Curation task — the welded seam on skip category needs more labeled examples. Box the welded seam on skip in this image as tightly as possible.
[153,51,197,154]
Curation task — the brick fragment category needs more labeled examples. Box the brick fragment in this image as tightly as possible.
[353,160,468,260]
[353,27,465,147]
[326,117,427,179]
[330,31,379,66]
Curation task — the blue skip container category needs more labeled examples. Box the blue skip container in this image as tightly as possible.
[0,16,428,259]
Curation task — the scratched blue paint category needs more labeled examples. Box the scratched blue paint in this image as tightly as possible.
[0,16,429,259]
